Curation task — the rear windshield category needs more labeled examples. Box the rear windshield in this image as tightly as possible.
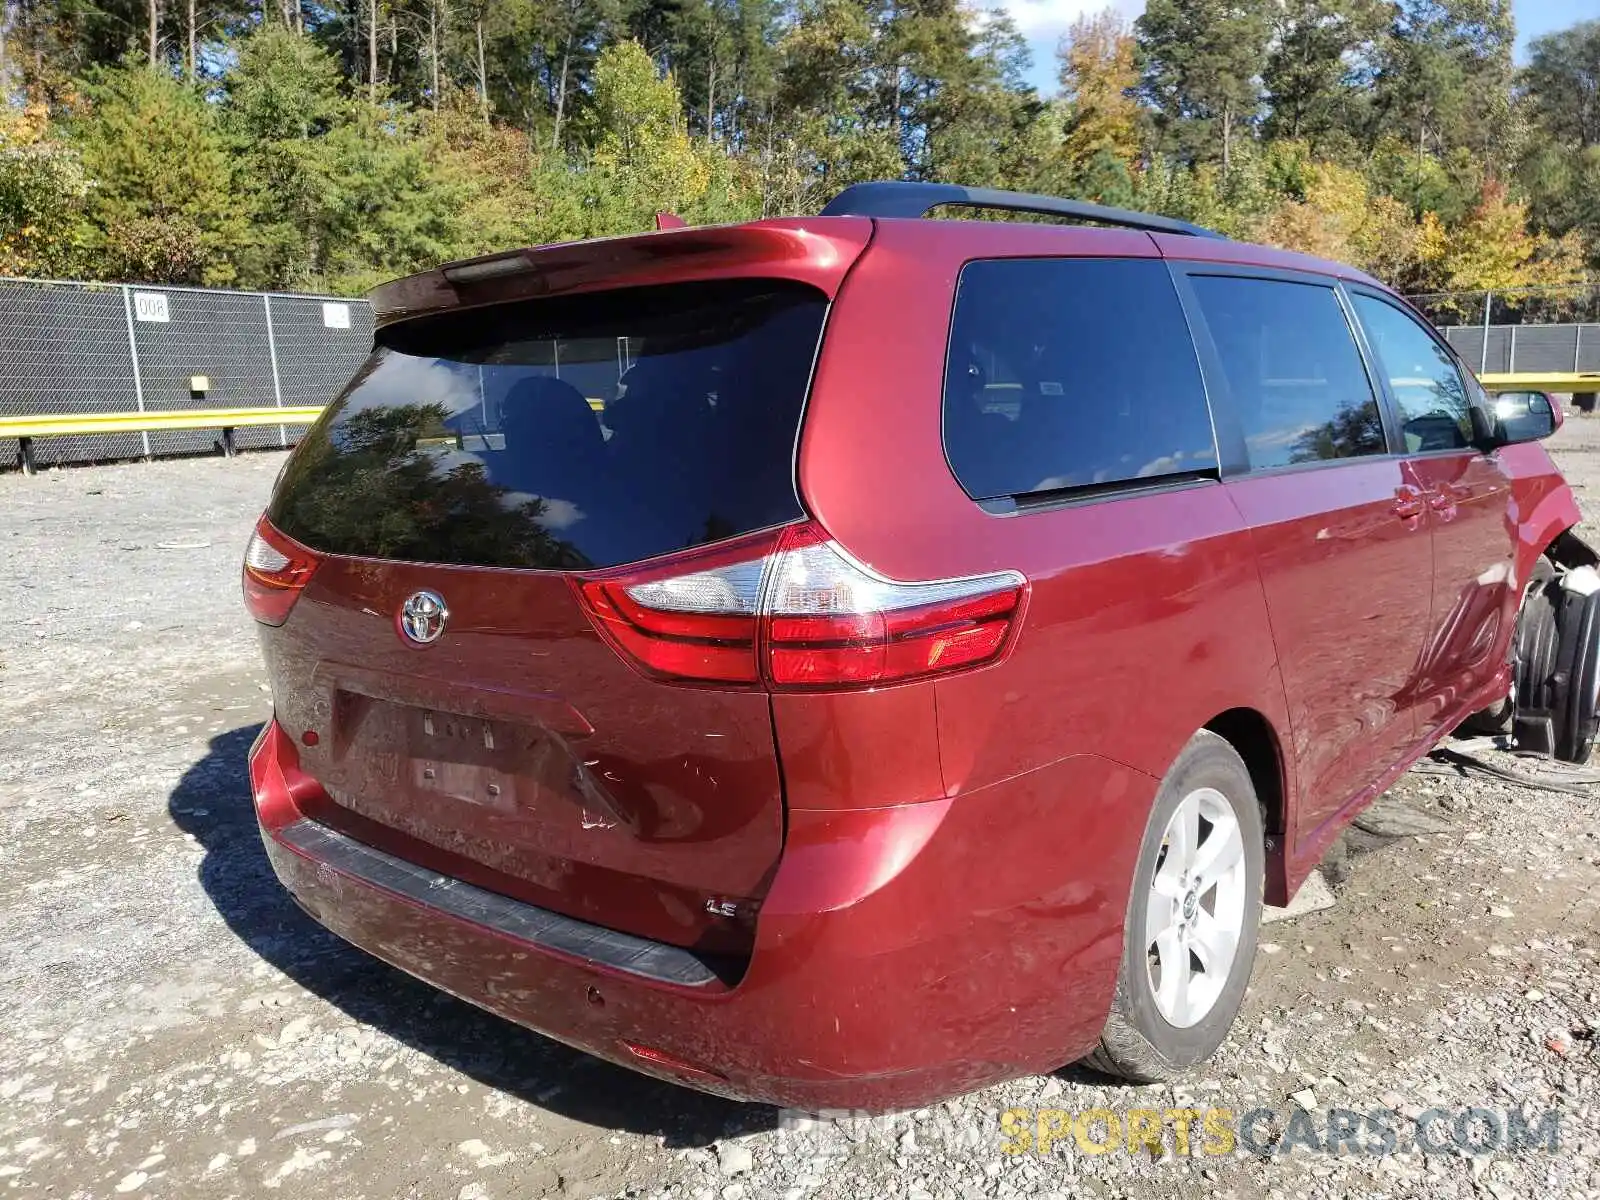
[268,279,826,570]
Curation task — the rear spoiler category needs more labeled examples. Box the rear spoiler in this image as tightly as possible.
[369,218,873,329]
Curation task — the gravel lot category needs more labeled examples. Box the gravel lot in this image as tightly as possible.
[3,427,1599,1200]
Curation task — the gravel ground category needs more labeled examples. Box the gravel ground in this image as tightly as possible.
[2,429,1599,1200]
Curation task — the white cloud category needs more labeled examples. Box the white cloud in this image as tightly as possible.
[1002,0,1131,36]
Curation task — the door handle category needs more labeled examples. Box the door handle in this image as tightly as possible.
[1428,484,1464,512]
[1393,487,1426,521]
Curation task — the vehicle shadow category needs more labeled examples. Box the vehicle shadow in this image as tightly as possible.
[168,723,776,1147]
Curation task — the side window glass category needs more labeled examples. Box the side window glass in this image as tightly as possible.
[941,258,1215,500]
[1188,275,1385,470]
[1351,294,1473,452]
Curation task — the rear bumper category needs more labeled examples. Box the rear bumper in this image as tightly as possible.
[250,718,1152,1109]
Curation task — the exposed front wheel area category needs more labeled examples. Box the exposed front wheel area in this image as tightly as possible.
[1085,730,1264,1082]
[1145,786,1248,1028]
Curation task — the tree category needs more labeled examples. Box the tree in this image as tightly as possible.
[1074,147,1135,206]
[71,62,246,284]
[581,39,756,233]
[428,89,548,250]
[1254,159,1421,280]
[1419,177,1535,294]
[1137,0,1272,170]
[1261,0,1384,150]
[1371,0,1515,172]
[222,24,347,286]
[0,99,89,275]
[1057,10,1140,177]
[771,0,899,209]
[306,102,467,291]
[221,25,464,292]
[1520,19,1600,151]
[1519,142,1600,261]
[488,0,617,149]
[1518,20,1600,264]
[913,9,1044,187]
[0,0,1590,298]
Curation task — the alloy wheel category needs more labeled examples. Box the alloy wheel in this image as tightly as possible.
[1144,786,1248,1028]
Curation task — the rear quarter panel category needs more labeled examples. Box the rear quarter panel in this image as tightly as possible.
[789,221,1299,1034]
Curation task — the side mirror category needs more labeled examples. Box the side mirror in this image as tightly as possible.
[1483,390,1561,446]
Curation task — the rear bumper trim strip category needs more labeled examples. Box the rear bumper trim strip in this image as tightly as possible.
[276,818,718,987]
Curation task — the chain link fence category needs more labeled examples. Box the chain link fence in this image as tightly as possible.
[1406,284,1600,378]
[0,277,374,469]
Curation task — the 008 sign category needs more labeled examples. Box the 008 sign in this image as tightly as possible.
[133,292,170,323]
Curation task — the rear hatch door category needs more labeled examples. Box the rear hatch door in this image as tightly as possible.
[259,226,868,956]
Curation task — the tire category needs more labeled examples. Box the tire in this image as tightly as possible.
[1083,729,1264,1082]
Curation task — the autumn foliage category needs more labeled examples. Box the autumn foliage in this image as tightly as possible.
[0,2,1592,301]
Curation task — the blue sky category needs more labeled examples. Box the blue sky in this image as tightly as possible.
[1007,0,1594,95]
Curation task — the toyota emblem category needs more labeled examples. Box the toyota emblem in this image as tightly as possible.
[398,590,449,645]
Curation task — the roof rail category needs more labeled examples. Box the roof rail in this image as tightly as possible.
[819,181,1227,240]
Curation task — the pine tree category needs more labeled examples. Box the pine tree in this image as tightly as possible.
[1371,0,1515,172]
[1261,0,1385,151]
[1137,0,1272,170]
[1522,20,1600,150]
[71,62,247,284]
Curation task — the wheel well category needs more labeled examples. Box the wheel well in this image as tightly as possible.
[1547,528,1599,570]
[1204,708,1285,836]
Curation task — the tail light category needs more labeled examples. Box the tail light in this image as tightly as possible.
[242,516,320,626]
[577,522,1026,689]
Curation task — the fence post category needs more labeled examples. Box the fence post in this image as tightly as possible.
[1577,324,1583,372]
[1509,324,1517,373]
[263,293,287,448]
[1479,291,1492,372]
[120,285,152,460]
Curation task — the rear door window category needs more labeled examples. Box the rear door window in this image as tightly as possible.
[942,258,1216,501]
[1187,275,1385,469]
[268,279,825,570]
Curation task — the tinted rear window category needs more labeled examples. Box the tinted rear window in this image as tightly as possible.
[942,258,1215,500]
[269,280,825,570]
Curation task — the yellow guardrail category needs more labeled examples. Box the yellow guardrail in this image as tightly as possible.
[3,396,611,475]
[1477,372,1600,394]
[3,405,326,475]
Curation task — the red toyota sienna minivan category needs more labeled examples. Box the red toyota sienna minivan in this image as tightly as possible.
[245,182,1593,1108]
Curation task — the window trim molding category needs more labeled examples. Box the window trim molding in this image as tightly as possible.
[975,472,1223,517]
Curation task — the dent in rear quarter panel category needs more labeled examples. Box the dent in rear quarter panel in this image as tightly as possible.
[782,218,1296,1059]
[771,684,945,810]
